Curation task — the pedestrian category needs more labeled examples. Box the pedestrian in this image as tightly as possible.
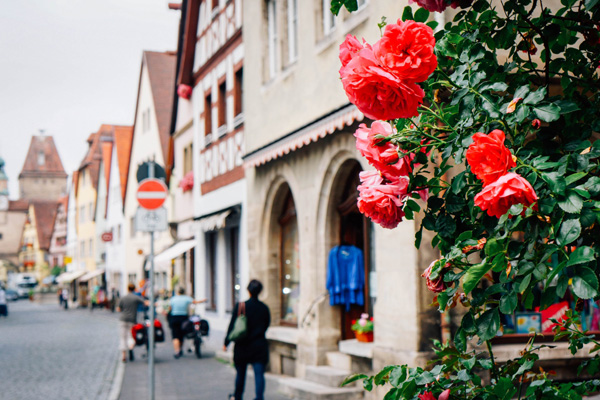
[223,280,271,400]
[117,283,148,362]
[61,288,69,310]
[0,286,8,317]
[58,288,63,308]
[167,287,206,359]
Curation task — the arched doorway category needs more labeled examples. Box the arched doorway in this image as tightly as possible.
[330,161,372,340]
[279,187,300,325]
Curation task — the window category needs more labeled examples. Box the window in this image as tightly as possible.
[128,273,137,284]
[89,202,94,221]
[80,241,85,257]
[117,224,121,243]
[142,108,151,132]
[212,0,219,11]
[37,151,45,166]
[218,81,227,128]
[205,231,218,311]
[225,227,240,312]
[322,0,336,36]
[234,68,243,117]
[204,93,212,139]
[267,0,278,79]
[279,191,300,325]
[79,206,85,224]
[183,143,193,174]
[89,239,93,257]
[130,217,136,237]
[0,233,3,240]
[81,171,86,186]
[287,0,298,64]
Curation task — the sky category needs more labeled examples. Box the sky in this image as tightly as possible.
[0,0,180,199]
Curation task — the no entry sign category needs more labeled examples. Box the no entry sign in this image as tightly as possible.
[137,178,168,210]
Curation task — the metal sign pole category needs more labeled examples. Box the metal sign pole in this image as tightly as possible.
[148,160,155,400]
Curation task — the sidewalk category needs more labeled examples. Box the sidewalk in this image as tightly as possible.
[117,323,289,400]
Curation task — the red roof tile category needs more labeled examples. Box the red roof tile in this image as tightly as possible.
[9,199,29,212]
[19,136,67,179]
[78,125,126,192]
[31,200,59,251]
[113,126,134,204]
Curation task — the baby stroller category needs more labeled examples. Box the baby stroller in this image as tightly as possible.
[181,315,209,358]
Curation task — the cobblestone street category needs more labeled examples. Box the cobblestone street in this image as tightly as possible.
[0,298,119,400]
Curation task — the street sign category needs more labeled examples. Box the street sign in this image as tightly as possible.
[135,207,168,232]
[136,162,166,183]
[63,256,72,264]
[101,232,113,242]
[136,178,168,210]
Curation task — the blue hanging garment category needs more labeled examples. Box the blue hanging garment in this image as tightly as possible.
[326,245,365,311]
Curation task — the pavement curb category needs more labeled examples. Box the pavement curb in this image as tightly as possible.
[108,358,125,400]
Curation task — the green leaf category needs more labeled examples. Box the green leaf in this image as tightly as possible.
[463,262,492,294]
[476,308,500,341]
[436,214,456,238]
[494,377,518,400]
[542,172,566,195]
[557,219,581,246]
[374,366,395,385]
[584,177,600,196]
[500,290,518,314]
[532,103,561,122]
[572,267,599,299]
[460,357,477,370]
[485,238,503,257]
[523,87,547,104]
[585,0,599,9]
[558,192,583,214]
[567,246,595,267]
[389,366,407,388]
[341,373,368,387]
[519,274,532,294]
[414,7,430,22]
[402,5,413,21]
[565,172,587,186]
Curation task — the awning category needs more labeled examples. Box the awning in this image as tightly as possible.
[244,104,364,168]
[79,269,105,282]
[146,240,196,272]
[56,270,86,284]
[197,209,231,232]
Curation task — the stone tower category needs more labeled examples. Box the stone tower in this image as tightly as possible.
[18,135,67,201]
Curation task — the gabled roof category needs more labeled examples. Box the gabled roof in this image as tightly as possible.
[19,136,67,179]
[113,126,134,205]
[144,51,177,164]
[101,139,113,195]
[78,125,125,192]
[31,201,59,251]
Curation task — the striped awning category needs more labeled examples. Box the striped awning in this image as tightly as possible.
[244,104,364,168]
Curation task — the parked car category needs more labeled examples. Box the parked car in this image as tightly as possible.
[5,289,18,302]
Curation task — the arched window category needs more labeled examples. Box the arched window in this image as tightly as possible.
[279,190,299,325]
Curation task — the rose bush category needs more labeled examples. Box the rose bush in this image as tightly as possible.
[332,0,600,399]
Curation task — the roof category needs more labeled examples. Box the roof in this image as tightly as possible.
[78,125,125,192]
[144,51,177,164]
[8,199,29,212]
[19,136,67,179]
[31,201,59,251]
[113,126,134,204]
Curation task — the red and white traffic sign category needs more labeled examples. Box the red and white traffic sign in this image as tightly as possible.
[101,232,113,242]
[136,178,168,210]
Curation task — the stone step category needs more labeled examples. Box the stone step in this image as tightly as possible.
[278,377,364,400]
[325,351,352,371]
[304,365,354,388]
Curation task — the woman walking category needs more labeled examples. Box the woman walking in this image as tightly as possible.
[223,279,271,400]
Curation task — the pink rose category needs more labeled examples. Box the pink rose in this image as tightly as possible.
[354,122,414,179]
[418,392,437,400]
[357,171,408,229]
[339,34,371,67]
[422,260,447,293]
[474,172,538,218]
[340,50,425,120]
[373,20,437,83]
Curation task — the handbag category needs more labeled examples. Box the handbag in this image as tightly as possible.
[227,301,247,342]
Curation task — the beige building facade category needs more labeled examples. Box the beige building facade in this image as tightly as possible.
[243,1,440,396]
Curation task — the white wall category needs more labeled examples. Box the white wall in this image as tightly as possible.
[105,145,127,295]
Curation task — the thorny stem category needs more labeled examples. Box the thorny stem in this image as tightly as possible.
[486,340,499,382]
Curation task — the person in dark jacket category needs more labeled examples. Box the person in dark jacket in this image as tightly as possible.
[223,279,271,400]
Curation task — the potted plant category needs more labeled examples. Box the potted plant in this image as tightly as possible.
[351,313,373,342]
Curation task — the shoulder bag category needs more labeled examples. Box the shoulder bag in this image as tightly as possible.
[227,301,247,342]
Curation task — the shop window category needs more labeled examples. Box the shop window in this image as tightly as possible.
[225,226,240,312]
[205,231,218,311]
[234,68,243,117]
[279,191,300,325]
[218,81,227,129]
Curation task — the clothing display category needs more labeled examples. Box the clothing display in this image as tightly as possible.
[326,245,365,311]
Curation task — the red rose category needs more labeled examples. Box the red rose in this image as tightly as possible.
[177,84,192,100]
[373,20,437,83]
[531,119,541,129]
[439,389,451,400]
[418,392,437,400]
[474,172,538,218]
[339,34,371,67]
[422,260,447,293]
[340,50,425,120]
[354,122,415,179]
[409,0,461,12]
[466,130,516,186]
[357,171,409,229]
